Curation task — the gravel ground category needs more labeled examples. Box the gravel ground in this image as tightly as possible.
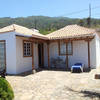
[7,69,100,100]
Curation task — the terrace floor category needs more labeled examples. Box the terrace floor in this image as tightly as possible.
[7,68,100,100]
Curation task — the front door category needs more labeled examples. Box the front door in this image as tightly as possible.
[38,43,44,68]
[0,41,6,72]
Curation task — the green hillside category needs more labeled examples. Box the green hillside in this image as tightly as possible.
[0,16,100,34]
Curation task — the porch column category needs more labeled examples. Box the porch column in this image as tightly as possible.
[85,38,91,68]
[32,42,34,70]
[66,41,69,69]
[47,42,50,68]
[87,40,90,68]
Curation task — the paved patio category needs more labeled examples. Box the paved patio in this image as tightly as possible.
[7,69,100,100]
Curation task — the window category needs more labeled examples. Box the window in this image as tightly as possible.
[60,41,66,55]
[67,42,72,55]
[0,40,6,71]
[59,41,72,55]
[23,41,32,57]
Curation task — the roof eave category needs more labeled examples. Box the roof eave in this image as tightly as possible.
[48,33,96,40]
[0,30,14,34]
[32,34,49,40]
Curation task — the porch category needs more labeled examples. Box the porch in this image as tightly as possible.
[30,35,95,72]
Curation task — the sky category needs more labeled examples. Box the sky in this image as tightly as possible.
[0,0,100,18]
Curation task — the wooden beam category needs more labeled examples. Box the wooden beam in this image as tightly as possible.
[49,36,94,43]
[58,40,60,55]
[87,40,90,68]
[29,37,47,43]
[42,43,44,67]
[66,42,69,69]
[47,43,50,68]
[29,36,94,44]
[32,43,34,70]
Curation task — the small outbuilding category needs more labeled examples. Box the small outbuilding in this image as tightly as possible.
[0,24,99,74]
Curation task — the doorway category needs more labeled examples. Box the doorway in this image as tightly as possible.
[38,43,44,68]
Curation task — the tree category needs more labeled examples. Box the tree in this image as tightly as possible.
[79,19,84,26]
[0,77,14,100]
[87,17,91,27]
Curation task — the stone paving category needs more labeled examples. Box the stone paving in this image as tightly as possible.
[7,69,100,100]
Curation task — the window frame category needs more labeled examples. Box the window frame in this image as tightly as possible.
[23,40,32,57]
[58,40,73,56]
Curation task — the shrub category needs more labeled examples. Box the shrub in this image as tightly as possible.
[0,77,14,100]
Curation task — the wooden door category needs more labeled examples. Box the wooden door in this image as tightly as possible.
[38,43,44,68]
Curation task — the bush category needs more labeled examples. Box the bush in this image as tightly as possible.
[0,77,14,100]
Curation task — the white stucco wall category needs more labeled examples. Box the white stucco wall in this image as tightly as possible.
[48,40,96,69]
[95,34,100,68]
[16,36,39,74]
[0,32,17,74]
[90,37,96,69]
[34,43,39,69]
[68,40,88,68]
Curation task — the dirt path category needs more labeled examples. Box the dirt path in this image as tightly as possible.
[7,69,100,100]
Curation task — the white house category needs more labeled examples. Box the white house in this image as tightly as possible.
[0,24,99,74]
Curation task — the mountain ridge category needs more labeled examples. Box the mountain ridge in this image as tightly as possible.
[0,16,100,34]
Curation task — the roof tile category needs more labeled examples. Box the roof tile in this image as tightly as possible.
[46,24,96,39]
[0,24,47,39]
